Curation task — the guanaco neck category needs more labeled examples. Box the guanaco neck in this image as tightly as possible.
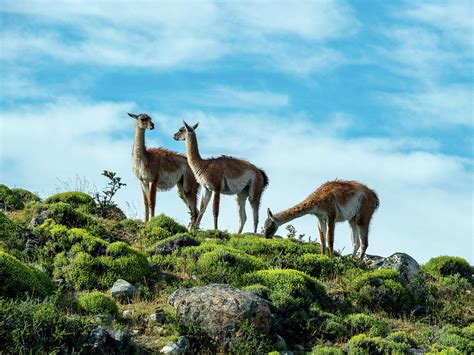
[274,201,314,225]
[185,132,203,167]
[133,125,147,169]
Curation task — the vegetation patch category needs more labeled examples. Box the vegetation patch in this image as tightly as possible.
[422,256,472,280]
[348,269,413,314]
[77,291,118,317]
[0,212,24,259]
[345,313,389,337]
[45,191,96,212]
[0,250,54,298]
[347,333,410,354]
[0,184,28,210]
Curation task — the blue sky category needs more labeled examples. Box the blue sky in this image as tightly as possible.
[1,0,473,263]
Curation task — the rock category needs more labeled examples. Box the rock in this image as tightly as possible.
[29,208,51,228]
[152,236,199,255]
[108,205,127,221]
[111,279,138,301]
[368,253,420,284]
[149,309,165,323]
[160,337,189,355]
[161,342,181,355]
[80,325,132,353]
[168,284,272,351]
[294,344,305,351]
[122,309,133,320]
[275,334,287,349]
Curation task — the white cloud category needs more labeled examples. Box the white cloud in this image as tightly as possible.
[384,85,474,126]
[0,0,357,74]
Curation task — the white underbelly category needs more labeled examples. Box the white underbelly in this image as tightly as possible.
[221,172,253,194]
[336,191,364,222]
[135,164,183,191]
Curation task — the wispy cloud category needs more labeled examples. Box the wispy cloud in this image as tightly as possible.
[1,0,357,74]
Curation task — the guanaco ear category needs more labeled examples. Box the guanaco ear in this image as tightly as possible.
[192,122,199,130]
[128,113,139,119]
[267,208,274,219]
[183,120,193,132]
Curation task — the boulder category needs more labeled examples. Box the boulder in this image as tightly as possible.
[29,208,51,228]
[153,235,199,255]
[80,325,132,353]
[168,284,272,351]
[368,253,420,284]
[111,279,138,301]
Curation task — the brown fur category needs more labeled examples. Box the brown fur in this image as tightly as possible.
[130,113,200,226]
[174,122,268,233]
[266,180,379,259]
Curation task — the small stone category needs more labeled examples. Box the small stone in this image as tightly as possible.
[132,329,140,335]
[275,334,287,349]
[122,309,133,320]
[161,342,181,355]
[176,336,190,352]
[153,326,164,332]
[324,340,334,346]
[149,310,165,323]
[111,279,138,301]
[294,344,305,351]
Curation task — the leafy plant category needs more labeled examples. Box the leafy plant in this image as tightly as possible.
[93,170,126,218]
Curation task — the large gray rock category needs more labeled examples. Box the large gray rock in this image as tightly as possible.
[368,252,420,284]
[168,284,272,351]
[80,325,132,353]
[152,236,199,255]
[111,279,138,301]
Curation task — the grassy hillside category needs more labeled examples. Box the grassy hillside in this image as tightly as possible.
[0,185,472,354]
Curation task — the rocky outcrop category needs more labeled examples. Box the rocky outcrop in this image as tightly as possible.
[367,252,420,284]
[168,284,272,351]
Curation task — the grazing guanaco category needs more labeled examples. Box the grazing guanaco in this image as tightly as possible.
[173,121,268,233]
[129,113,200,226]
[264,180,379,260]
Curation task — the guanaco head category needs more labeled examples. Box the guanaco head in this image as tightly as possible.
[128,113,155,130]
[173,121,199,141]
[263,208,278,238]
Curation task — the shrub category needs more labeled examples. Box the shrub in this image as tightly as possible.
[228,235,321,267]
[386,331,417,348]
[48,202,90,228]
[77,291,118,316]
[243,284,270,299]
[437,325,474,353]
[345,313,389,337]
[311,345,344,354]
[11,188,41,205]
[59,242,150,290]
[0,297,90,353]
[0,251,54,298]
[0,184,24,210]
[347,334,410,354]
[189,247,267,285]
[349,269,413,314]
[423,256,472,280]
[195,229,230,241]
[45,191,95,212]
[0,212,24,259]
[231,321,272,354]
[142,214,187,236]
[287,253,335,279]
[245,269,327,310]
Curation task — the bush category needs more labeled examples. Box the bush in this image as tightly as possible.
[0,251,54,298]
[0,212,24,259]
[437,325,474,353]
[228,235,321,268]
[349,269,413,314]
[48,202,90,228]
[0,297,90,353]
[45,191,95,212]
[245,269,327,310]
[190,247,267,285]
[287,253,335,279]
[142,214,187,236]
[386,331,417,348]
[311,345,344,354]
[423,256,472,280]
[0,184,25,210]
[11,188,41,205]
[345,313,389,337]
[77,291,118,317]
[347,333,410,354]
